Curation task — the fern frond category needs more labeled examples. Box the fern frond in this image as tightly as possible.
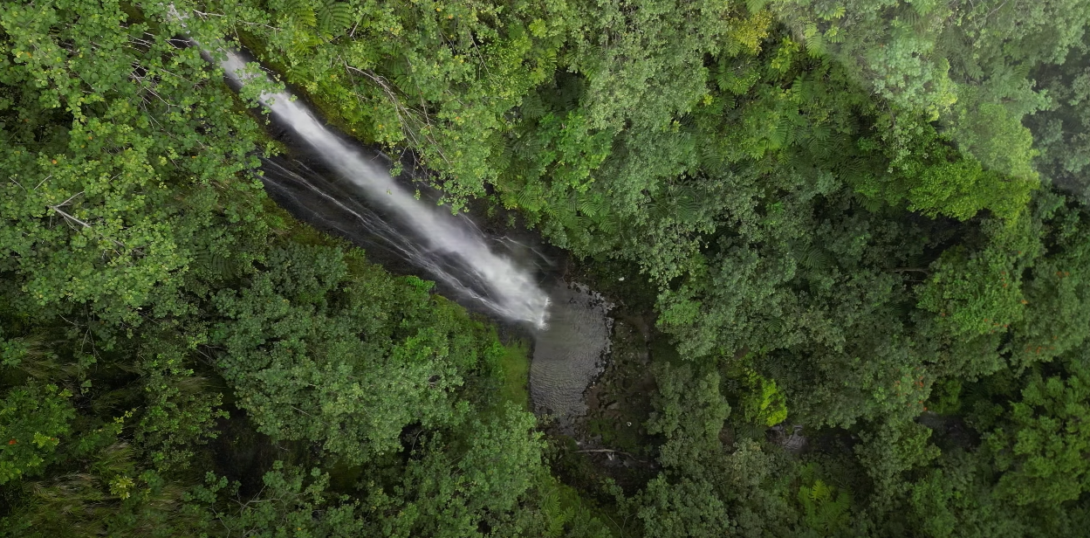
[577,195,603,218]
[746,0,772,13]
[566,195,582,217]
[519,94,546,120]
[676,189,703,221]
[285,0,316,27]
[516,185,544,210]
[193,249,235,280]
[789,239,832,272]
[769,116,790,148]
[597,214,620,235]
[810,479,832,502]
[317,0,354,36]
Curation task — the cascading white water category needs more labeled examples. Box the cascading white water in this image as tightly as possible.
[168,8,608,418]
[217,51,550,328]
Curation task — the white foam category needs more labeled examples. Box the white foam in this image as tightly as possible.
[218,51,550,327]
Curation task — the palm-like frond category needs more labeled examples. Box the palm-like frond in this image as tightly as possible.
[317,0,354,36]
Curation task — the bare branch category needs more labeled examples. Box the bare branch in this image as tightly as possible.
[47,206,126,248]
[51,191,84,208]
[342,60,453,168]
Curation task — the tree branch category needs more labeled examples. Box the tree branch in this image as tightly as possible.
[48,205,126,249]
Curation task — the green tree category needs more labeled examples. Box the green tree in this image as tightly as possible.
[765,0,1089,181]
[982,357,1090,505]
[853,418,939,509]
[187,462,366,538]
[645,363,730,474]
[632,476,732,538]
[741,369,789,427]
[0,383,73,485]
[1026,41,1090,198]
[795,464,852,538]
[209,243,503,464]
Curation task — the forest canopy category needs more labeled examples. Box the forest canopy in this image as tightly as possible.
[4,0,1090,536]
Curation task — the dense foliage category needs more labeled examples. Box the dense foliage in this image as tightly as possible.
[5,0,1090,536]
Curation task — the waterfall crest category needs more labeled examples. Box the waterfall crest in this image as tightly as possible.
[217,51,550,328]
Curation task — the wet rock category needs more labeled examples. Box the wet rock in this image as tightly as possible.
[769,424,808,454]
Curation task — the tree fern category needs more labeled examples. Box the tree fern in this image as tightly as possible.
[556,208,585,236]
[805,126,833,156]
[577,195,603,218]
[789,239,832,272]
[193,250,235,281]
[798,477,851,535]
[316,0,354,37]
[899,9,923,31]
[768,115,791,149]
[746,0,772,13]
[283,0,316,28]
[903,3,938,33]
[675,188,703,222]
[648,197,672,221]
[596,213,620,235]
[519,93,546,120]
[516,184,546,211]
[566,195,583,217]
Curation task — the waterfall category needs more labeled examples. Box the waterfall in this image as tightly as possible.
[216,50,550,328]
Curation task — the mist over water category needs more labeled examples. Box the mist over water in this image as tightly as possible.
[218,51,551,328]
